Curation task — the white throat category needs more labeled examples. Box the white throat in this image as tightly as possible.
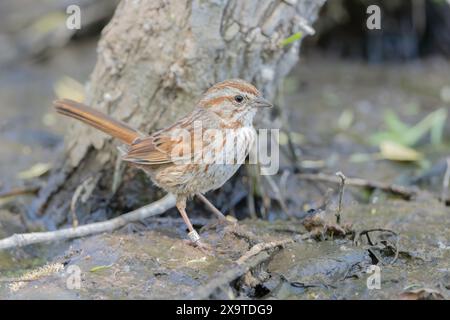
[235,107,256,127]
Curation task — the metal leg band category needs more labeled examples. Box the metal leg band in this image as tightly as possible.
[188,230,200,243]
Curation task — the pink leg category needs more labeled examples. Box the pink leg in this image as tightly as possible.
[196,193,226,220]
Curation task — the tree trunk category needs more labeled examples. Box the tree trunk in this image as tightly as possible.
[32,0,325,227]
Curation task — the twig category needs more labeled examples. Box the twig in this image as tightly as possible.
[335,171,346,225]
[190,238,294,299]
[340,261,362,281]
[196,193,226,220]
[0,186,40,199]
[247,192,257,219]
[297,172,419,200]
[355,228,398,244]
[70,180,90,228]
[235,239,294,265]
[256,163,270,219]
[246,164,258,219]
[0,278,36,283]
[441,157,450,203]
[276,82,301,168]
[70,175,100,227]
[354,228,400,265]
[112,153,124,194]
[0,194,176,251]
[279,169,290,192]
[263,174,291,216]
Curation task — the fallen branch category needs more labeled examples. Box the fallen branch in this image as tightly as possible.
[190,238,294,299]
[235,239,294,265]
[0,186,40,199]
[297,173,419,200]
[0,194,176,251]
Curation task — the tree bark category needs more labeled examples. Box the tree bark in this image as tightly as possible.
[32,0,326,227]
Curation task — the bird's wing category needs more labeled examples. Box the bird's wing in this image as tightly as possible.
[122,112,201,165]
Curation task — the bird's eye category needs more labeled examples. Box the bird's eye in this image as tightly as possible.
[234,95,244,103]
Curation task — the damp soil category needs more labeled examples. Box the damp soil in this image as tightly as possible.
[1,41,450,299]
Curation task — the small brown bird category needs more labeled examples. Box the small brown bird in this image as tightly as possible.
[54,79,272,248]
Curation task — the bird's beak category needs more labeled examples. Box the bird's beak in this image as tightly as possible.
[253,97,273,108]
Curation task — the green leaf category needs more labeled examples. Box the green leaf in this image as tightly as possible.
[370,108,448,147]
[89,264,113,273]
[430,108,447,145]
[384,110,409,134]
[337,109,354,130]
[280,32,303,46]
[404,107,447,146]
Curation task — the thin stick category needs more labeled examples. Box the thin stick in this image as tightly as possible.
[276,82,301,168]
[256,163,269,219]
[246,164,258,219]
[441,158,450,203]
[71,176,100,227]
[190,238,294,299]
[196,193,226,220]
[70,183,85,228]
[263,174,291,216]
[0,278,36,283]
[0,194,176,251]
[235,239,294,265]
[335,171,346,225]
[0,187,40,199]
[297,172,419,200]
[354,228,400,265]
[112,153,124,194]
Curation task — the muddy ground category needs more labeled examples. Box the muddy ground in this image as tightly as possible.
[0,37,450,299]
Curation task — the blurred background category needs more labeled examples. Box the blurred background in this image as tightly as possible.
[1,0,450,221]
[0,0,450,299]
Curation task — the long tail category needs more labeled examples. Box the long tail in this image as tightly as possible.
[54,99,141,145]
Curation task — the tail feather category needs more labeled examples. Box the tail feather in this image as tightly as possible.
[54,99,141,145]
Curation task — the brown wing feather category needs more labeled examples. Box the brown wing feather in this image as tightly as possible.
[123,136,173,165]
[122,113,199,165]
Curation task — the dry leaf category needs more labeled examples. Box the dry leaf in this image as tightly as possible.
[18,163,51,179]
[302,211,352,240]
[54,76,85,101]
[379,141,422,162]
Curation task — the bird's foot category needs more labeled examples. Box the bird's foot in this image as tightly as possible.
[192,240,215,255]
[183,239,215,255]
[185,230,214,255]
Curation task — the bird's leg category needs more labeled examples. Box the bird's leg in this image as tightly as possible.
[176,197,198,242]
[196,193,226,221]
[176,197,212,254]
[176,197,212,253]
